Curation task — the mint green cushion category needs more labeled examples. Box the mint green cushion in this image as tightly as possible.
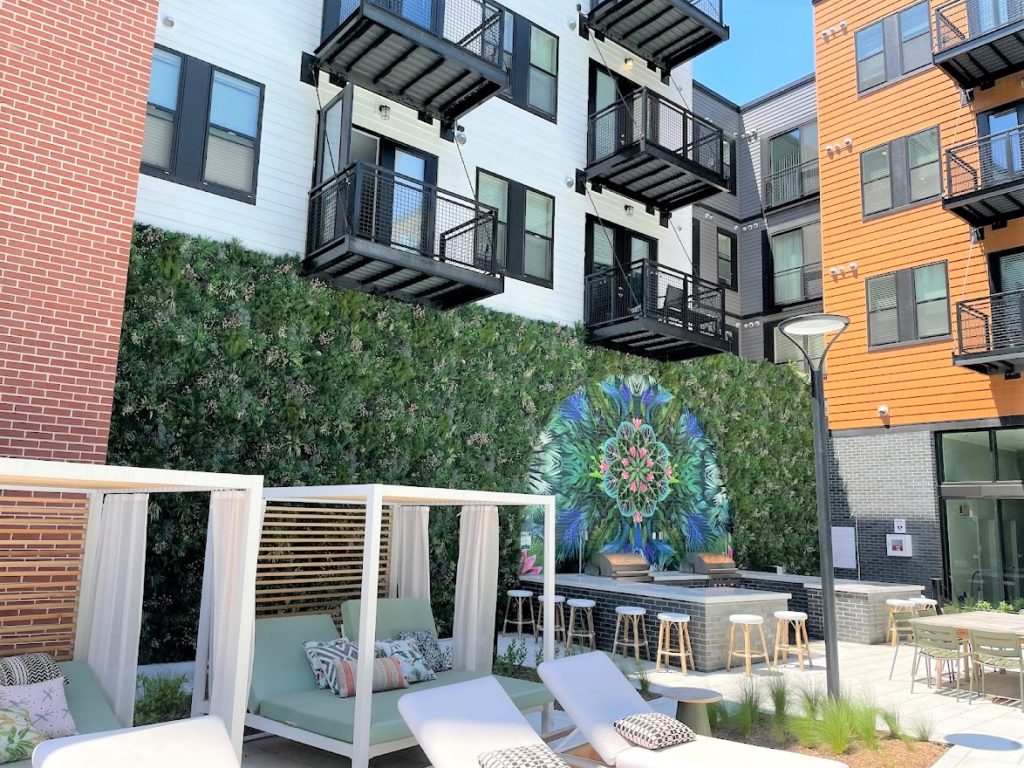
[340,598,437,641]
[250,614,340,713]
[258,671,552,745]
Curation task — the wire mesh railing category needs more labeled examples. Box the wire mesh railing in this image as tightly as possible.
[935,0,1024,54]
[946,125,1024,198]
[588,89,729,180]
[592,0,724,25]
[585,258,726,340]
[764,159,820,209]
[307,162,499,273]
[957,290,1024,355]
[333,0,505,67]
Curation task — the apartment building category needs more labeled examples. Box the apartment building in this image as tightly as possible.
[692,75,822,369]
[814,0,1024,601]
[134,0,733,362]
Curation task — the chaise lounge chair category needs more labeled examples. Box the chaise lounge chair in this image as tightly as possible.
[538,652,847,768]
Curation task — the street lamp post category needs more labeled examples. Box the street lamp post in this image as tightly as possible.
[780,312,849,699]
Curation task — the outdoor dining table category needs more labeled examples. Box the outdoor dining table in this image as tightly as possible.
[912,611,1024,682]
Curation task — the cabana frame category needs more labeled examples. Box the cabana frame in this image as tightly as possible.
[254,484,556,768]
[0,457,264,760]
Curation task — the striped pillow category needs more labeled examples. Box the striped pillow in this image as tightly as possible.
[302,639,360,690]
[328,657,407,698]
[0,654,64,687]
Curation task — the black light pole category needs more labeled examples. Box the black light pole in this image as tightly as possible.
[780,313,849,699]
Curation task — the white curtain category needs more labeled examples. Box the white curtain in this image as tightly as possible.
[389,505,430,599]
[75,493,149,727]
[452,504,498,674]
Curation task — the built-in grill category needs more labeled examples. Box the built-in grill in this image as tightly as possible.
[590,552,653,583]
[683,552,739,581]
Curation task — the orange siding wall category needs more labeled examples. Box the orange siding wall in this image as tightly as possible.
[815,0,1024,431]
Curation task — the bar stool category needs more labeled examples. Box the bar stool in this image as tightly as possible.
[886,599,915,645]
[534,594,566,643]
[655,612,694,673]
[910,597,938,613]
[612,606,650,661]
[566,598,596,651]
[773,610,812,670]
[727,614,771,677]
[502,589,535,637]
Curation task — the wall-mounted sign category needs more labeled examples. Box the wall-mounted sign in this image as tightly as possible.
[893,519,907,534]
[832,526,857,570]
[886,534,912,558]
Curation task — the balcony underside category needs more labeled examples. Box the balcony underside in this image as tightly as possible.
[315,5,506,124]
[587,317,730,361]
[935,19,1024,89]
[586,142,730,211]
[944,180,1024,227]
[305,236,504,310]
[587,0,728,72]
[954,345,1024,375]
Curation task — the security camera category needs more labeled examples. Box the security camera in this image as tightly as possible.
[878,404,890,418]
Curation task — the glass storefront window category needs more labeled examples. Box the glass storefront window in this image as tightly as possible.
[940,431,994,482]
[945,498,1024,604]
[996,428,1024,481]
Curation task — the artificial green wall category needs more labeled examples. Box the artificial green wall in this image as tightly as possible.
[110,226,818,663]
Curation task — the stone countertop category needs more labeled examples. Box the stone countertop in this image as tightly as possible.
[737,570,925,594]
[519,573,791,605]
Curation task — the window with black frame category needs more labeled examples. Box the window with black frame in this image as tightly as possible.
[497,8,558,120]
[855,1,931,93]
[478,169,554,286]
[866,261,950,347]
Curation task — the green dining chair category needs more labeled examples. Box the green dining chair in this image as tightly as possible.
[968,629,1024,711]
[911,621,969,699]
[889,610,916,681]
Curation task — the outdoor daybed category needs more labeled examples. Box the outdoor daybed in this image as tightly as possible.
[246,601,553,752]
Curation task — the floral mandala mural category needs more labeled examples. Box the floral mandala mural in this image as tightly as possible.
[523,375,730,572]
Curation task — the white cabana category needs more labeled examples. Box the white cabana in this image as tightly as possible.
[258,484,556,768]
[0,457,264,760]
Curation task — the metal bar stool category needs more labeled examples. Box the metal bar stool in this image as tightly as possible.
[566,598,596,651]
[502,589,535,637]
[655,612,694,673]
[727,614,771,677]
[612,606,650,661]
[886,599,915,645]
[534,594,566,643]
[773,610,812,670]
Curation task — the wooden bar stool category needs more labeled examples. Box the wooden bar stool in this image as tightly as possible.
[502,589,535,637]
[566,598,596,651]
[612,606,650,661]
[655,612,694,673]
[886,599,915,645]
[727,614,770,677]
[534,594,566,643]
[773,610,812,670]
[910,597,938,613]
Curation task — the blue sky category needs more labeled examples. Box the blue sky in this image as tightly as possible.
[693,0,815,105]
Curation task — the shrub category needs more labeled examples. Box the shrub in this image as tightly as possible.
[729,680,761,736]
[909,716,933,743]
[134,674,189,726]
[849,700,880,751]
[817,698,856,755]
[797,681,825,719]
[879,706,904,740]
[787,716,820,748]
[766,675,790,745]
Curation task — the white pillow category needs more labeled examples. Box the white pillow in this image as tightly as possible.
[0,677,76,738]
[478,743,569,768]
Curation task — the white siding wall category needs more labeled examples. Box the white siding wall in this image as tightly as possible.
[136,0,698,327]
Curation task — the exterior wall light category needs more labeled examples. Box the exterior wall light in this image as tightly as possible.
[624,205,634,216]
[378,105,391,121]
[623,58,634,71]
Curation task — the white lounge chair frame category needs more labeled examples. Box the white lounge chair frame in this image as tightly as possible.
[250,484,558,768]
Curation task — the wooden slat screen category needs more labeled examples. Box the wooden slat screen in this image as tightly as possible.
[256,503,392,623]
[0,493,88,661]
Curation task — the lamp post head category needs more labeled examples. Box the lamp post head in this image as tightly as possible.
[779,313,849,372]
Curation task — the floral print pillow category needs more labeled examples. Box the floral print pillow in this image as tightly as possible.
[0,677,76,738]
[395,630,451,673]
[0,707,45,765]
[373,639,437,684]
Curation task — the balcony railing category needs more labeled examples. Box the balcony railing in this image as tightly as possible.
[584,258,730,360]
[934,0,1024,89]
[955,289,1024,374]
[305,162,502,308]
[764,159,820,210]
[944,125,1024,226]
[772,262,823,307]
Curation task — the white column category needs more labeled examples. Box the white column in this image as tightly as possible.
[542,496,556,735]
[352,485,384,768]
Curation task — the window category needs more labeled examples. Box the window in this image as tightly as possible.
[477,169,554,286]
[770,223,821,307]
[767,122,819,207]
[860,127,941,216]
[855,2,931,93]
[500,11,558,119]
[866,261,950,347]
[716,230,737,289]
[141,47,264,202]
[584,216,657,275]
[772,325,825,375]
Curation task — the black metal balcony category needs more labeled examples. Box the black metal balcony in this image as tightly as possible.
[944,126,1024,227]
[764,159,820,211]
[585,259,730,361]
[305,162,503,308]
[934,0,1024,89]
[316,0,508,128]
[586,89,732,213]
[955,289,1024,375]
[584,0,728,75]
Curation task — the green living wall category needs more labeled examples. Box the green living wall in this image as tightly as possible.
[109,226,818,663]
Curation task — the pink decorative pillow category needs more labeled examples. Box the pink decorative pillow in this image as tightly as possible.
[328,657,407,698]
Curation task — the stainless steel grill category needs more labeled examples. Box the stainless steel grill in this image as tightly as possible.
[683,552,738,578]
[591,552,652,583]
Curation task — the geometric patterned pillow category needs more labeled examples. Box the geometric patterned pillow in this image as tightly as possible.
[0,654,64,687]
[396,630,450,673]
[0,677,76,739]
[373,639,437,684]
[478,744,569,768]
[327,657,407,698]
[0,707,46,765]
[613,712,696,750]
[302,639,360,690]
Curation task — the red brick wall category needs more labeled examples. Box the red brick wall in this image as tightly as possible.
[0,0,158,462]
